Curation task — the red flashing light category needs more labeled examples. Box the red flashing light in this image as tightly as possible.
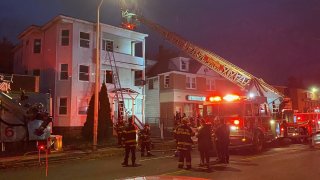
[234,120,240,125]
[281,128,284,131]
[38,145,45,150]
[122,22,136,30]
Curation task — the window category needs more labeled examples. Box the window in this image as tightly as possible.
[102,39,113,51]
[59,97,67,115]
[60,64,68,80]
[33,69,40,76]
[33,39,41,53]
[134,70,143,86]
[105,70,113,83]
[206,79,215,91]
[186,76,196,89]
[148,79,154,89]
[79,65,89,81]
[61,30,69,46]
[181,60,188,71]
[80,32,90,48]
[78,98,89,115]
[164,75,169,88]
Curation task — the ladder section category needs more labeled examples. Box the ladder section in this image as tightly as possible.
[121,11,284,100]
[105,50,126,121]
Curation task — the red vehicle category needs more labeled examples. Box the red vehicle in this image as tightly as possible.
[203,94,277,152]
[279,111,320,144]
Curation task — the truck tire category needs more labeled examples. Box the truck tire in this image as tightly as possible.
[253,132,264,153]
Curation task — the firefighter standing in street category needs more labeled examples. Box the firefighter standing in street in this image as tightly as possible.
[197,119,213,169]
[122,116,139,167]
[114,119,125,147]
[139,123,153,157]
[215,118,230,164]
[175,117,195,169]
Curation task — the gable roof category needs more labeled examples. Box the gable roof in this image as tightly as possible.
[146,56,203,77]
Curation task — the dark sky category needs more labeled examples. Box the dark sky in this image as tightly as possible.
[1,0,320,87]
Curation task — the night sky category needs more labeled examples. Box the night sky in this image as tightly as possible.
[1,0,320,87]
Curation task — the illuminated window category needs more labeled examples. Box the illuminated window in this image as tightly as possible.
[186,76,196,89]
[206,79,215,91]
[164,75,169,88]
[78,98,89,115]
[61,30,69,46]
[105,70,113,83]
[79,65,89,81]
[102,39,113,51]
[33,39,41,53]
[60,64,68,80]
[59,97,67,115]
[80,32,90,48]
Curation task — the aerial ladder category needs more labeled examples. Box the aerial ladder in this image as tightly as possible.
[120,9,286,116]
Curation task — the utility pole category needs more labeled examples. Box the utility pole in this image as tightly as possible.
[94,0,104,151]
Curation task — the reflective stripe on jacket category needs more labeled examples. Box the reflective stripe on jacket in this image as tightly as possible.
[123,124,137,146]
[175,124,194,151]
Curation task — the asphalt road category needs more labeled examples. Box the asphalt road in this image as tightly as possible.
[1,143,320,180]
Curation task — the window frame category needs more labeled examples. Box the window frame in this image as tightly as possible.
[206,78,216,91]
[61,29,70,46]
[58,97,68,115]
[181,60,188,71]
[79,65,89,82]
[186,76,196,89]
[102,39,114,51]
[79,32,90,48]
[105,70,113,84]
[60,64,68,80]
[78,97,89,115]
[164,75,170,88]
[33,39,41,53]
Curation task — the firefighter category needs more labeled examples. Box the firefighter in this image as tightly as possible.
[215,118,230,164]
[139,123,153,157]
[197,119,213,169]
[121,116,138,167]
[175,117,195,169]
[114,119,125,147]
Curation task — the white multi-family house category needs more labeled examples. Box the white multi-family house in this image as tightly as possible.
[145,56,241,128]
[13,15,148,138]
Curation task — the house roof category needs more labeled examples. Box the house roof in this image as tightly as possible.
[146,56,203,77]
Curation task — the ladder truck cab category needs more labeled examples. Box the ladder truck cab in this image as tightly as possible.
[203,93,277,152]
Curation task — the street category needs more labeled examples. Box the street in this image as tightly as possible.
[1,143,320,180]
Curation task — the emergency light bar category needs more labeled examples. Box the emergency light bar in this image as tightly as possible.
[207,94,241,102]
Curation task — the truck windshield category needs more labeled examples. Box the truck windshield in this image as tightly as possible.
[205,103,242,117]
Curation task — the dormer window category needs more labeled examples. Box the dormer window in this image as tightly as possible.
[181,60,189,71]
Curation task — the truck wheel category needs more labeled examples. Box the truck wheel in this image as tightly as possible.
[253,132,263,153]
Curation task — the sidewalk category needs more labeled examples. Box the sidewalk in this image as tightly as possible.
[0,139,176,169]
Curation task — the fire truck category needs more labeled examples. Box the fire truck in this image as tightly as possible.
[278,110,320,145]
[0,74,52,151]
[120,6,289,152]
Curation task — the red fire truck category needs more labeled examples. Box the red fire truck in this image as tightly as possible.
[203,94,277,152]
[279,110,320,145]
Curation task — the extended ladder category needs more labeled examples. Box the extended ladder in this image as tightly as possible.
[104,49,126,121]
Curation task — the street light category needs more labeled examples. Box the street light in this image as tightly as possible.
[93,0,104,151]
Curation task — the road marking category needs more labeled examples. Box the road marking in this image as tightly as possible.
[139,155,173,162]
